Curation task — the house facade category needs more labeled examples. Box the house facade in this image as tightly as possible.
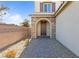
[55,1,79,57]
[31,1,56,39]
[31,1,79,57]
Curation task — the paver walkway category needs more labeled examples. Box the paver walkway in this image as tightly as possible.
[20,38,78,58]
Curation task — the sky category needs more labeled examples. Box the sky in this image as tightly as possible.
[0,1,34,25]
[0,1,62,25]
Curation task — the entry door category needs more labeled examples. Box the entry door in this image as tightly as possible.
[41,21,47,36]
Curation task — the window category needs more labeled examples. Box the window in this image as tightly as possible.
[44,4,47,12]
[48,4,52,12]
[43,3,52,13]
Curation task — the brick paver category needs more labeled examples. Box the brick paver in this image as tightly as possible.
[20,38,78,58]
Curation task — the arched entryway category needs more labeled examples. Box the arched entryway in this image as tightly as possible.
[35,18,52,38]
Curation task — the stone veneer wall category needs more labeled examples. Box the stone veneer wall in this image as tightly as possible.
[31,16,56,39]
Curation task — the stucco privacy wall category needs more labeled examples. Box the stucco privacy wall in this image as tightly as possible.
[0,24,29,49]
[56,2,79,56]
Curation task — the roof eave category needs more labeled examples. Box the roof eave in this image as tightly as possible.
[54,1,72,17]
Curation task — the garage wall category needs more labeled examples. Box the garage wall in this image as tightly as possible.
[56,2,79,56]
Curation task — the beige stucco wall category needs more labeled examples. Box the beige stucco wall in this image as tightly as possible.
[0,24,28,49]
[37,21,41,36]
[56,2,79,56]
[47,22,50,36]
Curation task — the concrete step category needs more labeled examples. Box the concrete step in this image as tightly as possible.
[37,36,50,39]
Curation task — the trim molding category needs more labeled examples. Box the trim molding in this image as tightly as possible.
[54,1,72,17]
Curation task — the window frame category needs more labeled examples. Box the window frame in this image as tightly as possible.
[43,3,52,13]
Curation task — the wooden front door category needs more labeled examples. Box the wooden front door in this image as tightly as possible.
[41,21,47,36]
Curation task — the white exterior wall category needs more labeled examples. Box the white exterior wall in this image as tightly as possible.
[56,2,79,56]
[35,1,40,13]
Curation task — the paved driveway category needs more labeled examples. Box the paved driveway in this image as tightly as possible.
[20,38,78,58]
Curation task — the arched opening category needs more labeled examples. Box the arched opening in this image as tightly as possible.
[36,19,51,38]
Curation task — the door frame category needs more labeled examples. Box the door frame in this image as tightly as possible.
[35,18,52,38]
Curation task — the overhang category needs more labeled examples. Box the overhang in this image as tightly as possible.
[30,13,55,18]
[54,1,72,17]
